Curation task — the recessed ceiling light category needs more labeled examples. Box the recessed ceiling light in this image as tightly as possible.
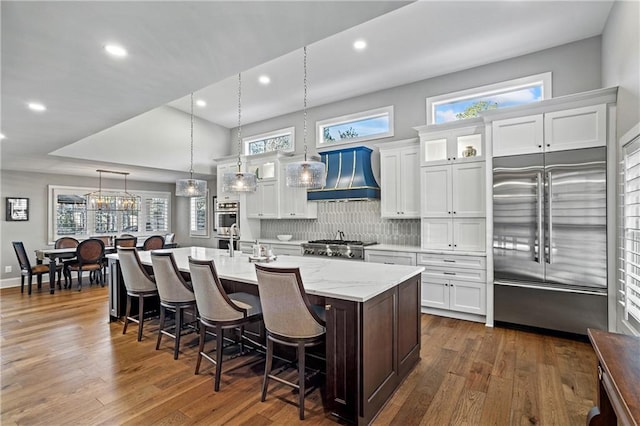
[196,99,207,107]
[0,133,5,140]
[28,102,46,112]
[104,44,128,58]
[353,39,367,51]
[258,75,271,85]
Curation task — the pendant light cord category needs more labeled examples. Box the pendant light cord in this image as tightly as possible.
[303,46,308,162]
[237,73,242,172]
[189,93,194,178]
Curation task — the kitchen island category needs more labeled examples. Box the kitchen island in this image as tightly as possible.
[108,246,424,425]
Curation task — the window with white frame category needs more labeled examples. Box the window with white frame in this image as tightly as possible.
[426,72,552,125]
[244,127,295,156]
[316,106,394,148]
[189,192,209,238]
[48,185,171,243]
[621,132,640,330]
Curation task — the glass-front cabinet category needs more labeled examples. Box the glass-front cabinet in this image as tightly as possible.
[415,118,484,166]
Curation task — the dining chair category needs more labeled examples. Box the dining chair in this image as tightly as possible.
[142,235,165,251]
[118,247,158,341]
[67,239,105,291]
[254,264,326,420]
[12,241,62,295]
[188,257,263,391]
[114,237,137,248]
[150,251,198,360]
[54,237,79,288]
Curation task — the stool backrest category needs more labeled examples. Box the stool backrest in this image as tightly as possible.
[254,264,325,339]
[150,252,194,304]
[188,257,246,322]
[118,247,156,293]
[76,239,105,265]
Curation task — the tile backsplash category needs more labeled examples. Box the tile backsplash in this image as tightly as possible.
[261,200,420,245]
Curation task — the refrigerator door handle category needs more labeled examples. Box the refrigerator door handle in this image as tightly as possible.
[535,172,543,263]
[546,171,553,264]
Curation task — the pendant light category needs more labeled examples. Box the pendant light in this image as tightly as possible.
[176,93,207,197]
[86,169,141,211]
[222,73,257,192]
[286,46,326,188]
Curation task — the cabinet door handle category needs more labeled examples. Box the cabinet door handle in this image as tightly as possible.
[325,304,332,311]
[443,272,456,276]
[443,259,456,263]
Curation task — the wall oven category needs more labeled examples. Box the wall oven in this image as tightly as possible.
[214,200,239,237]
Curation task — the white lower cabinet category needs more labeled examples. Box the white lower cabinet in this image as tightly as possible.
[269,243,301,256]
[419,254,486,317]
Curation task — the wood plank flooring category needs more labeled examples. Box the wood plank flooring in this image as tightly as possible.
[0,284,597,425]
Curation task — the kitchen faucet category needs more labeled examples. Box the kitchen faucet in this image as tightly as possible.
[229,223,237,257]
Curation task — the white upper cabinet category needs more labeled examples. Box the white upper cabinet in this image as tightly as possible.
[487,88,616,158]
[492,114,544,157]
[246,179,278,218]
[544,104,607,152]
[416,120,484,166]
[379,140,420,218]
[421,163,485,218]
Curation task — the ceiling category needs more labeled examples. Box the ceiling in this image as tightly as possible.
[1,1,614,183]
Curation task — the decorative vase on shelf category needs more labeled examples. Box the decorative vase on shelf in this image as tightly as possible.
[462,145,477,157]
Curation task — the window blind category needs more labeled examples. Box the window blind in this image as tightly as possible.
[145,197,168,232]
[623,135,640,323]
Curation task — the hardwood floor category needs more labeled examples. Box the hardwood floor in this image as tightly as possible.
[0,284,597,425]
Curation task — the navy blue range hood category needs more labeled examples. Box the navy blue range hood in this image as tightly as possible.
[307,146,380,201]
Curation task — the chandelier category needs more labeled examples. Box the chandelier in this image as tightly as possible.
[176,92,208,197]
[286,46,326,188]
[86,169,141,211]
[222,73,257,192]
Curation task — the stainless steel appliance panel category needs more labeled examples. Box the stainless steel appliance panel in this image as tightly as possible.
[214,200,239,236]
[544,147,607,289]
[493,153,545,283]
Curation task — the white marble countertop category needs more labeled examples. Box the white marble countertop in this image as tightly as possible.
[109,246,423,303]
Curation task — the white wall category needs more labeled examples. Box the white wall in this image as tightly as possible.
[602,0,640,335]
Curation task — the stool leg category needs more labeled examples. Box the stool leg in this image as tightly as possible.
[123,294,132,335]
[174,307,183,360]
[21,275,25,294]
[28,274,33,295]
[298,342,306,420]
[214,326,224,392]
[261,336,273,402]
[195,323,206,374]
[137,295,145,342]
[156,305,166,350]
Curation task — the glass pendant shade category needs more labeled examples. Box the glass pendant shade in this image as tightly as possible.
[286,160,326,188]
[175,178,207,197]
[222,171,257,192]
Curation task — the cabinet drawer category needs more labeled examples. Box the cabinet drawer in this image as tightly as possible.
[269,244,301,256]
[417,253,485,270]
[365,250,417,266]
[422,267,485,283]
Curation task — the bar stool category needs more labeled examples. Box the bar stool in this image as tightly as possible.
[151,251,197,360]
[254,264,326,420]
[118,247,158,341]
[188,257,263,391]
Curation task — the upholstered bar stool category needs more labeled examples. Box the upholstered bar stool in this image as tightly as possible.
[188,257,263,391]
[254,264,326,420]
[118,247,158,341]
[151,251,197,360]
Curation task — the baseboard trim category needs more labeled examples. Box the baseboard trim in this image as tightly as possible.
[420,306,486,323]
[1,271,99,289]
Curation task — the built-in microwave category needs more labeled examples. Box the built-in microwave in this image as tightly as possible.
[214,199,239,237]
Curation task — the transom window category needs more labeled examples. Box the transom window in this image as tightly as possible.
[316,106,394,148]
[49,185,171,243]
[244,127,295,156]
[427,72,552,125]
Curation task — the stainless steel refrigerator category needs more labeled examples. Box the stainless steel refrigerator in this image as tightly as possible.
[493,147,607,334]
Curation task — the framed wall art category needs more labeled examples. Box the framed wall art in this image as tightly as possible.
[6,197,29,221]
